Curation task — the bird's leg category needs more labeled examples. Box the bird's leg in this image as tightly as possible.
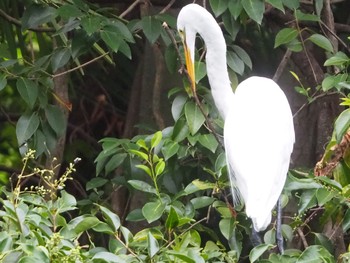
[276,197,284,254]
[251,228,262,247]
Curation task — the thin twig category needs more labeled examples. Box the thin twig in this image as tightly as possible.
[52,52,109,78]
[0,9,54,32]
[120,0,143,18]
[159,0,176,14]
[292,91,338,118]
[273,49,292,82]
[297,227,309,249]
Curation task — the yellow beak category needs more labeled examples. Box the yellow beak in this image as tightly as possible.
[183,42,196,92]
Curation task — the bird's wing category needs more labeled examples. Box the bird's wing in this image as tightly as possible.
[224,77,294,230]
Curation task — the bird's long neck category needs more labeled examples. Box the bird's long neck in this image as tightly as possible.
[198,23,233,121]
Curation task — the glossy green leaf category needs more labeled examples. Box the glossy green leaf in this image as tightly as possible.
[219,218,235,240]
[171,94,187,121]
[198,134,219,153]
[141,16,162,44]
[342,209,350,232]
[165,206,179,230]
[227,51,244,75]
[274,28,298,48]
[57,4,83,20]
[172,118,189,142]
[249,243,274,262]
[86,177,108,190]
[74,216,100,234]
[51,48,71,72]
[0,73,7,91]
[101,26,122,52]
[190,196,215,209]
[324,52,349,66]
[81,15,101,35]
[162,140,180,160]
[222,11,240,40]
[129,149,148,161]
[155,159,165,176]
[99,205,121,231]
[228,0,243,19]
[296,245,335,263]
[241,0,264,24]
[209,0,228,17]
[185,101,205,135]
[282,0,299,9]
[21,5,56,30]
[151,131,162,149]
[92,252,126,263]
[308,34,333,52]
[142,199,166,223]
[316,187,334,206]
[105,153,127,175]
[16,78,38,109]
[128,180,157,194]
[295,10,320,22]
[45,104,66,136]
[147,232,159,258]
[16,112,40,145]
[135,164,152,176]
[232,45,252,69]
[298,190,317,214]
[266,0,284,12]
[334,109,350,143]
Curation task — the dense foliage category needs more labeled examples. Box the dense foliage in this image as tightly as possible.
[0,0,349,262]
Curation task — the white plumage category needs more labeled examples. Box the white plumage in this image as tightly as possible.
[177,4,295,232]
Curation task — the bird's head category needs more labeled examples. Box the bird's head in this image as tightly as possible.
[177,4,198,91]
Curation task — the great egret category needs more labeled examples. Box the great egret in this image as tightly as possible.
[177,3,295,252]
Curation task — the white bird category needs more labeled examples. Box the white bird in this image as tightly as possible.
[177,3,295,247]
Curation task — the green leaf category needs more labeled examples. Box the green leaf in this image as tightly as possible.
[172,118,189,142]
[151,131,162,149]
[86,178,108,191]
[296,245,335,263]
[135,164,152,176]
[298,190,317,214]
[316,187,334,206]
[233,45,252,69]
[282,0,299,9]
[194,61,207,83]
[324,51,349,66]
[185,101,205,135]
[209,0,228,17]
[147,232,160,258]
[21,4,56,30]
[249,244,274,262]
[0,73,7,91]
[74,216,100,234]
[129,149,149,161]
[105,153,128,174]
[219,218,235,239]
[51,48,71,72]
[334,109,350,143]
[342,209,350,232]
[57,4,83,20]
[142,199,166,223]
[98,205,121,231]
[128,180,157,194]
[162,140,180,160]
[274,28,298,48]
[165,206,179,230]
[295,10,320,22]
[198,134,219,153]
[141,16,162,44]
[266,0,284,12]
[45,104,66,136]
[171,94,187,121]
[92,252,126,263]
[241,0,264,24]
[16,78,38,109]
[167,251,196,263]
[228,0,243,19]
[155,159,165,176]
[16,112,40,145]
[101,26,122,52]
[81,15,101,35]
[308,34,333,52]
[190,196,215,209]
[227,51,245,75]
